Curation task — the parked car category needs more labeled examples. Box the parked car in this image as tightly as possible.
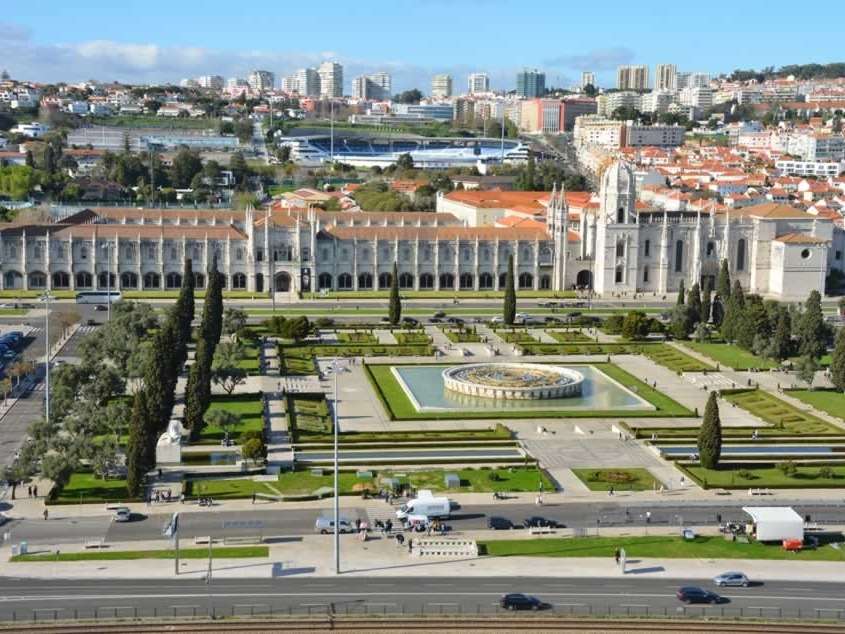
[523,516,559,529]
[544,316,562,324]
[487,516,516,530]
[429,317,443,324]
[676,586,722,604]
[433,311,446,319]
[94,305,108,312]
[446,317,464,325]
[112,507,132,523]
[401,317,419,326]
[499,593,549,611]
[712,572,750,587]
[489,316,504,324]
[315,516,355,534]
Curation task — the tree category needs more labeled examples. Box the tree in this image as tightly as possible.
[503,254,516,326]
[241,437,267,464]
[670,304,694,340]
[830,327,845,391]
[798,290,829,360]
[676,279,686,306]
[143,317,179,435]
[204,409,241,441]
[125,389,150,497]
[736,295,769,351]
[184,338,212,435]
[700,278,712,324]
[395,153,414,171]
[582,83,598,97]
[168,146,203,188]
[797,354,818,387]
[393,89,423,104]
[388,261,401,325]
[280,316,311,342]
[771,307,793,362]
[621,311,650,340]
[721,280,745,343]
[223,307,248,338]
[714,259,731,326]
[687,283,702,327]
[212,341,248,394]
[697,391,722,469]
[176,258,195,346]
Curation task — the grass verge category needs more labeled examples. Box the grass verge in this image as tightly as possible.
[12,546,268,562]
[571,468,663,492]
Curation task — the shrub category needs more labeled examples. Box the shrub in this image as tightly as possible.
[777,460,798,477]
[819,466,834,479]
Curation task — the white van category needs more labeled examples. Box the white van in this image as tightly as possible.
[396,490,451,520]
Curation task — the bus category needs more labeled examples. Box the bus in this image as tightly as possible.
[75,291,122,304]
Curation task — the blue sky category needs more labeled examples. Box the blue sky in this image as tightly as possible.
[3,1,844,91]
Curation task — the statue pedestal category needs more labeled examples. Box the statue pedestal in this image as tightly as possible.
[156,418,184,466]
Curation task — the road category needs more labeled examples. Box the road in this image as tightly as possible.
[0,576,843,623]
[7,500,845,545]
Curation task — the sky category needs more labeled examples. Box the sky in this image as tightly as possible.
[2,0,844,92]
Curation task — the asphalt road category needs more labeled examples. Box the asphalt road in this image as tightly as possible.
[7,500,845,545]
[0,576,843,623]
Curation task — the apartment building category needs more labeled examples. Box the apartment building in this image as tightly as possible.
[468,73,490,94]
[516,69,546,98]
[654,64,677,91]
[318,62,344,98]
[352,72,391,101]
[197,75,224,90]
[248,70,275,92]
[519,98,597,134]
[431,74,453,98]
[616,65,649,91]
[581,71,596,89]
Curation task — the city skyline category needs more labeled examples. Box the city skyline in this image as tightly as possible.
[3,0,845,91]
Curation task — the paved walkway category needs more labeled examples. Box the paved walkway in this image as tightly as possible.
[373,329,397,345]
[265,392,292,474]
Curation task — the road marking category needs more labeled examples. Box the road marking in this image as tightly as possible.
[170,604,199,610]
[620,604,650,608]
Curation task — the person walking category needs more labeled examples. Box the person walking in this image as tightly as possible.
[33,484,38,498]
[43,508,48,521]
[614,548,621,565]
[27,485,32,498]
[646,511,651,524]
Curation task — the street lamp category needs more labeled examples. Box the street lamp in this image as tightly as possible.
[331,356,349,575]
[38,291,55,423]
[105,241,115,322]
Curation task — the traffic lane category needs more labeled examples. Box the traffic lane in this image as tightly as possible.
[0,577,843,620]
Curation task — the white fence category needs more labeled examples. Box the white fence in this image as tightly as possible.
[412,538,478,558]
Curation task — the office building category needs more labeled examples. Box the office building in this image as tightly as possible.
[581,72,596,90]
[227,77,249,90]
[196,75,224,90]
[393,103,454,122]
[516,69,546,98]
[616,65,649,91]
[352,73,391,101]
[519,98,597,134]
[318,62,344,98]
[654,64,676,91]
[369,72,392,98]
[288,68,320,97]
[248,70,275,92]
[468,73,491,94]
[431,74,453,98]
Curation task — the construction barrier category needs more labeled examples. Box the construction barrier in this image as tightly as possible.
[412,538,478,558]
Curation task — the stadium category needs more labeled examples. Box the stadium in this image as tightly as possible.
[281,134,530,168]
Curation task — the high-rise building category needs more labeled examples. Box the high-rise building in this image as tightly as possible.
[318,61,344,98]
[616,65,648,91]
[248,70,275,92]
[352,73,391,101]
[468,73,490,94]
[516,69,546,98]
[227,77,249,90]
[290,68,320,96]
[431,74,453,98]
[581,71,596,90]
[654,64,677,91]
[196,75,224,90]
[687,73,711,89]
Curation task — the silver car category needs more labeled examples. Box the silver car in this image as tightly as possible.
[713,571,750,587]
[314,517,355,534]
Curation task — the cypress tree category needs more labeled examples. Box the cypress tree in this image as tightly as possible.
[716,259,731,303]
[772,307,793,362]
[697,391,722,470]
[388,261,401,325]
[201,256,224,348]
[185,338,213,436]
[701,278,712,324]
[503,254,516,326]
[830,327,845,392]
[688,282,702,327]
[176,258,195,344]
[676,279,685,306]
[722,280,745,343]
[798,290,828,360]
[126,389,151,497]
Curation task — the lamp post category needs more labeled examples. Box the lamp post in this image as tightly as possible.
[38,291,53,423]
[105,241,115,322]
[333,356,340,575]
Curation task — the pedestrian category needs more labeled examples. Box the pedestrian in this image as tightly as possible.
[608,486,614,496]
[646,511,651,524]
[408,538,413,554]
[43,508,48,521]
[614,548,621,565]
[33,484,38,497]
[27,485,32,498]
[252,492,256,504]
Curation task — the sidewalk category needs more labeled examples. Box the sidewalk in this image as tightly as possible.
[4,532,845,582]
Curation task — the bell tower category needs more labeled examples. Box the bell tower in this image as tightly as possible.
[594,160,639,295]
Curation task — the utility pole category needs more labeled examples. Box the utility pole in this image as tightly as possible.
[41,292,50,424]
[333,356,340,575]
[330,100,335,164]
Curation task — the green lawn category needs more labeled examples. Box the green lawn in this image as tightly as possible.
[480,535,845,561]
[682,342,778,370]
[337,331,378,344]
[12,546,268,562]
[572,468,662,492]
[787,389,845,423]
[185,478,277,499]
[685,464,845,489]
[88,114,220,129]
[283,343,432,359]
[287,394,333,438]
[302,290,577,300]
[393,332,431,345]
[199,393,264,442]
[279,348,318,375]
[547,330,592,343]
[366,362,693,420]
[294,426,511,444]
[50,472,136,505]
[442,328,481,343]
[642,346,715,373]
[723,390,842,435]
[237,342,261,374]
[519,342,648,356]
[276,466,552,496]
[0,308,27,316]
[497,330,539,344]
[0,290,76,299]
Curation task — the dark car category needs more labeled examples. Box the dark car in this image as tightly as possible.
[446,317,464,325]
[499,593,548,611]
[433,311,446,319]
[487,516,516,530]
[523,516,559,529]
[429,317,443,324]
[402,317,419,326]
[676,586,722,604]
[93,305,108,312]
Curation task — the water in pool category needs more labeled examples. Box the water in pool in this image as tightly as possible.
[392,364,653,412]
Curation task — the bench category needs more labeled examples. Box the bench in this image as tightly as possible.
[193,536,215,545]
[223,535,263,545]
[83,538,106,549]
[748,488,772,496]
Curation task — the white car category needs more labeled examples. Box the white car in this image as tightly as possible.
[112,507,132,522]
[712,571,750,587]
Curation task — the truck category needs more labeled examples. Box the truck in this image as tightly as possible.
[395,490,451,521]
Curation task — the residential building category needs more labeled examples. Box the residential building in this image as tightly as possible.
[468,73,490,94]
[351,72,391,101]
[616,65,649,91]
[369,72,392,98]
[640,90,675,114]
[318,62,344,98]
[679,86,713,111]
[292,68,320,97]
[603,91,641,115]
[519,98,597,134]
[431,74,453,98]
[197,75,224,90]
[624,121,685,147]
[248,70,275,92]
[453,98,475,126]
[581,71,596,90]
[573,116,684,149]
[776,159,845,178]
[10,122,49,138]
[227,77,249,90]
[655,64,677,91]
[393,103,454,122]
[516,69,546,98]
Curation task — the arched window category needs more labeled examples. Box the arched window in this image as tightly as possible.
[80,246,88,260]
[615,265,623,283]
[398,272,414,289]
[419,273,434,289]
[193,273,206,289]
[539,275,551,290]
[318,273,333,290]
[164,272,182,289]
[218,274,228,290]
[143,272,161,289]
[498,272,507,289]
[255,273,264,293]
[479,272,494,289]
[52,271,70,289]
[737,238,746,271]
[643,266,650,283]
[232,273,247,289]
[98,272,116,289]
[439,273,455,289]
[28,271,46,289]
[459,273,474,289]
[518,272,533,289]
[616,240,625,258]
[674,240,683,272]
[3,271,22,289]
[120,272,138,289]
[617,207,625,224]
[706,241,715,257]
[337,273,353,290]
[378,272,392,289]
[358,272,373,289]
[75,271,93,288]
